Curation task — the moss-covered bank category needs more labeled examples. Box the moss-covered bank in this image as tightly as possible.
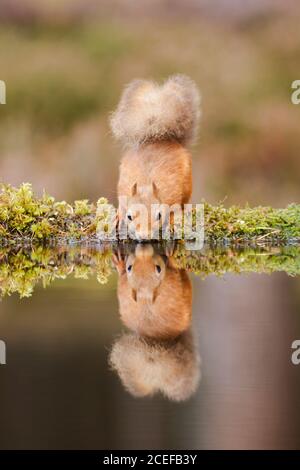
[0,244,299,298]
[0,183,299,244]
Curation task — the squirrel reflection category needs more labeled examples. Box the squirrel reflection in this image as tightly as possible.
[110,243,201,402]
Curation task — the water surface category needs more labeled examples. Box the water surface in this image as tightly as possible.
[0,243,299,449]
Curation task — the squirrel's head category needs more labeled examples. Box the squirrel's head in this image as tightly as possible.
[125,244,166,303]
[116,244,192,340]
[120,182,165,241]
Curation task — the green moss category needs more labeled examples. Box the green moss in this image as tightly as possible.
[30,219,52,239]
[74,199,92,216]
[174,244,300,278]
[202,202,300,242]
[0,183,110,242]
[0,244,299,299]
[0,184,299,243]
[0,245,113,298]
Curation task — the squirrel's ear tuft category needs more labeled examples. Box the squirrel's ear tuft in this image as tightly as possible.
[152,287,159,304]
[131,289,137,302]
[131,182,137,196]
[152,181,159,198]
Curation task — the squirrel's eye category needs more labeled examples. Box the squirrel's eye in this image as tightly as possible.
[127,214,133,221]
[155,265,161,274]
[127,265,132,273]
[157,212,161,220]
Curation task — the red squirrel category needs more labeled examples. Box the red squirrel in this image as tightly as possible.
[113,243,192,340]
[111,243,200,401]
[110,75,201,240]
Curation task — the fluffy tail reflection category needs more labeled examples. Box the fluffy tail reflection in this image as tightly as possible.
[110,330,200,402]
[111,242,201,401]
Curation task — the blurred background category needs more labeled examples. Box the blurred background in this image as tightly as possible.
[0,0,299,206]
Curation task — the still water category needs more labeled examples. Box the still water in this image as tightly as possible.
[0,243,299,449]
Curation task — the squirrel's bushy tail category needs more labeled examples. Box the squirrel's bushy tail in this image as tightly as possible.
[110,74,201,147]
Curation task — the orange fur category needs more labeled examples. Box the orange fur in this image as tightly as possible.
[114,244,192,340]
[109,330,201,402]
[110,75,200,240]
